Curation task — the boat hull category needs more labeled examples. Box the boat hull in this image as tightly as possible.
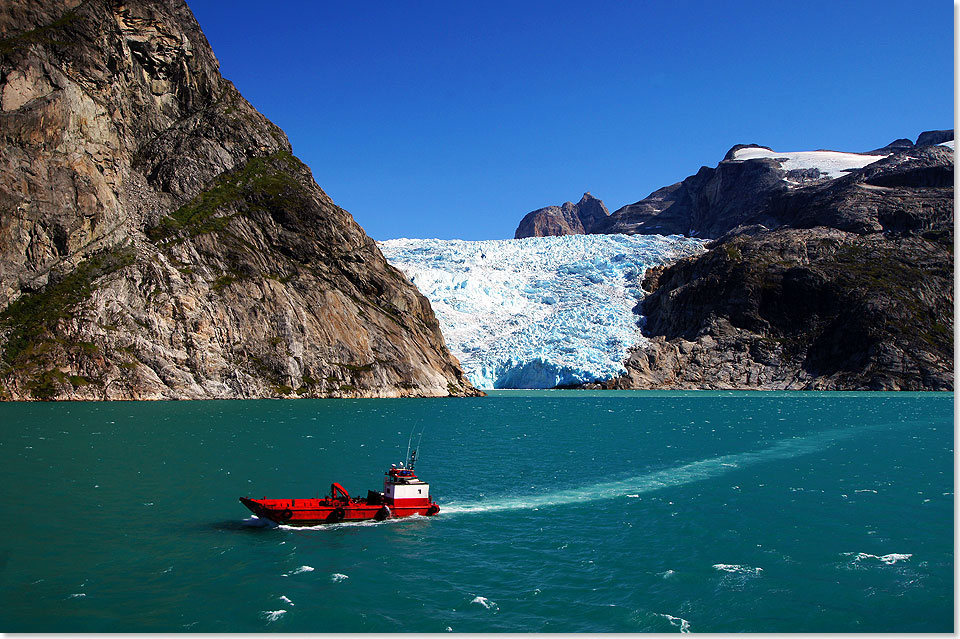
[239,496,439,526]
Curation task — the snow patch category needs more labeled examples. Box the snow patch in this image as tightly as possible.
[379,234,704,389]
[730,146,887,180]
[938,140,955,149]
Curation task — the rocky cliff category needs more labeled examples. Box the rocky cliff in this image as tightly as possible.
[514,192,609,238]
[597,134,954,390]
[0,0,480,399]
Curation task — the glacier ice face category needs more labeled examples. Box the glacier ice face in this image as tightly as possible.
[378,234,705,389]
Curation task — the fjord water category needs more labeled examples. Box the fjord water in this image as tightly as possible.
[0,391,952,633]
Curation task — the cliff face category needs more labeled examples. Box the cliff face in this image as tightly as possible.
[0,0,479,399]
[514,192,609,238]
[607,228,953,390]
[600,138,954,391]
[592,157,790,238]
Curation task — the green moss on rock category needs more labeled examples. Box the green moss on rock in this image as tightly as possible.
[0,9,79,56]
[147,150,309,243]
[1,246,136,368]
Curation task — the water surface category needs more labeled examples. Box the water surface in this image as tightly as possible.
[0,390,952,632]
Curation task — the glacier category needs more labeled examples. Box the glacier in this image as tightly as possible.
[378,234,705,389]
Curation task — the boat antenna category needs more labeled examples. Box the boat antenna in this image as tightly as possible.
[404,425,416,467]
[411,426,425,471]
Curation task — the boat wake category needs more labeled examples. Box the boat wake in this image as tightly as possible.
[275,514,424,531]
[241,516,277,528]
[441,423,882,516]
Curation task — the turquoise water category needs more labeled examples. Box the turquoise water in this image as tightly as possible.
[0,391,952,632]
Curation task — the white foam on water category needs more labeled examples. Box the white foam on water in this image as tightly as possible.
[658,613,691,633]
[260,610,286,622]
[242,515,276,528]
[659,569,676,579]
[470,596,499,611]
[68,593,86,599]
[290,565,314,575]
[442,423,880,516]
[331,573,349,583]
[277,515,414,531]
[713,564,763,576]
[846,552,913,565]
[279,595,294,606]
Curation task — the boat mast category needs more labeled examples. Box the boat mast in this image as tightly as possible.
[403,425,416,468]
[410,427,425,471]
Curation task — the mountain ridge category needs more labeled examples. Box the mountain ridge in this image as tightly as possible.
[514,130,952,241]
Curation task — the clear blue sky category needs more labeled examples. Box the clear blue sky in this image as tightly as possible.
[186,1,953,241]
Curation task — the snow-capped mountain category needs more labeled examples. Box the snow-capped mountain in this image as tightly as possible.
[378,234,705,389]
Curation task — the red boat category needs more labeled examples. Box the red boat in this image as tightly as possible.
[239,450,439,525]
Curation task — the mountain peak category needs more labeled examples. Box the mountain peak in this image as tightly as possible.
[916,129,954,147]
[723,144,774,161]
[514,193,610,239]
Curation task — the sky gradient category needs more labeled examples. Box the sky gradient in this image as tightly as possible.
[186,1,954,241]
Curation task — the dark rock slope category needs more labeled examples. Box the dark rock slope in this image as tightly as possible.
[600,135,953,390]
[592,155,790,238]
[514,192,609,238]
[596,132,953,240]
[0,0,480,399]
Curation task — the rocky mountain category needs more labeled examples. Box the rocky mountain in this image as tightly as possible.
[0,0,480,399]
[517,132,953,244]
[593,133,954,390]
[514,192,609,239]
[591,140,947,239]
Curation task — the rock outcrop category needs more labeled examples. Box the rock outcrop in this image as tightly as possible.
[915,129,954,147]
[594,133,954,391]
[0,0,480,399]
[514,192,609,238]
[601,228,953,390]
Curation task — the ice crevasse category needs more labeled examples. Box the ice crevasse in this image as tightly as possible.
[378,234,705,389]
